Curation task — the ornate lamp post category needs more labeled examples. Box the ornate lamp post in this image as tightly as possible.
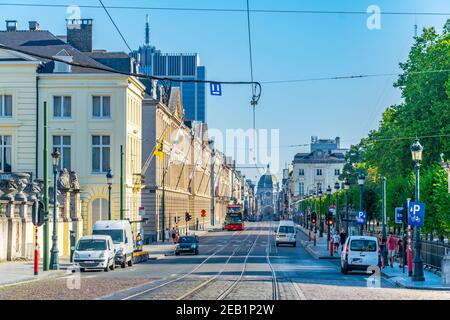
[49,148,60,270]
[358,172,365,235]
[343,178,350,237]
[106,169,113,220]
[334,182,341,234]
[326,185,332,250]
[411,138,425,281]
[318,188,323,238]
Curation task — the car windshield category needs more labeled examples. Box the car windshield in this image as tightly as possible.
[93,229,123,244]
[77,239,107,251]
[350,240,377,252]
[178,236,196,244]
[278,226,295,234]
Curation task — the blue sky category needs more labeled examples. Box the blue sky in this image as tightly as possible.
[1,0,449,182]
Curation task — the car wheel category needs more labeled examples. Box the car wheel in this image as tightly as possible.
[128,256,133,267]
[121,255,127,268]
[293,242,297,247]
[195,249,199,255]
[276,243,279,247]
[342,262,349,274]
[109,260,115,271]
[80,268,85,272]
[104,265,109,272]
[175,252,180,256]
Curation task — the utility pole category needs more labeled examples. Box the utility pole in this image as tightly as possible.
[382,177,388,268]
[209,140,215,227]
[120,145,124,220]
[43,101,49,271]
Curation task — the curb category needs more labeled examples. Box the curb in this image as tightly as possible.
[0,269,67,289]
[300,239,340,260]
[380,271,450,291]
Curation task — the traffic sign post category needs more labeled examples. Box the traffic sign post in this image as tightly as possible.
[356,211,366,226]
[201,209,206,231]
[408,202,425,227]
[32,200,44,276]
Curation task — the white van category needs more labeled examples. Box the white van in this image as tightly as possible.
[275,220,297,247]
[341,236,379,274]
[92,220,134,268]
[73,235,115,272]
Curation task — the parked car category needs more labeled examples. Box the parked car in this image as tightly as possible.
[341,236,379,274]
[275,220,297,247]
[92,220,134,268]
[175,235,199,255]
[73,235,115,272]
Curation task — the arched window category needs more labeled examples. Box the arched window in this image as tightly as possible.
[92,198,109,225]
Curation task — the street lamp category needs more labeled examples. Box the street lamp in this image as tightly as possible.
[343,178,350,237]
[49,148,60,270]
[411,138,425,281]
[326,185,332,252]
[318,189,323,238]
[334,182,340,233]
[358,172,365,235]
[106,170,113,220]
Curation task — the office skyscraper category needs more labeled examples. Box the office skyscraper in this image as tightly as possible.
[130,15,207,123]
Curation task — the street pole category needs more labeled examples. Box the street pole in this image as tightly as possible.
[108,183,112,220]
[319,194,323,238]
[382,177,388,269]
[359,184,363,236]
[345,188,349,236]
[120,145,124,220]
[162,168,166,242]
[34,200,39,275]
[210,143,215,227]
[413,160,425,281]
[43,101,49,271]
[49,149,60,270]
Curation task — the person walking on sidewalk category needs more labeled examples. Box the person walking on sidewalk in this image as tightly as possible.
[171,227,176,244]
[387,233,396,267]
[339,230,347,251]
[165,228,170,243]
[333,232,340,254]
[396,236,403,268]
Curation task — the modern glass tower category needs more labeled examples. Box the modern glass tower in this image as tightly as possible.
[130,15,207,123]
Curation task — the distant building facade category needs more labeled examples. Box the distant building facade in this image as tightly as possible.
[130,16,207,123]
[256,165,279,218]
[292,136,347,196]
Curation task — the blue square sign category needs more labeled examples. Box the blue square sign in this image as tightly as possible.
[210,82,222,96]
[408,202,425,227]
[356,211,366,225]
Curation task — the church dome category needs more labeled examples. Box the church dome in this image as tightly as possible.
[257,165,278,189]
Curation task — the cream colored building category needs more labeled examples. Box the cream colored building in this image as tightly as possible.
[0,26,145,241]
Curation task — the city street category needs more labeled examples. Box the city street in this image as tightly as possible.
[1,222,449,300]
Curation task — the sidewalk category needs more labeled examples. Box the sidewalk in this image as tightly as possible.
[0,258,72,288]
[381,262,450,290]
[296,224,340,260]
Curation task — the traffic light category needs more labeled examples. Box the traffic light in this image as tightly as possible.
[185,212,192,222]
[311,212,317,224]
[32,200,45,227]
[326,214,333,225]
[402,202,408,225]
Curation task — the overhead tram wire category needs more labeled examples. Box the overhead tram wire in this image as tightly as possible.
[0,3,449,16]
[98,0,132,52]
[0,44,261,91]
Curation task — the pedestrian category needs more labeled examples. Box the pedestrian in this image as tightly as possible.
[333,232,340,254]
[164,228,170,242]
[171,227,176,244]
[339,230,346,251]
[397,236,403,268]
[378,232,387,268]
[387,233,396,267]
[135,233,142,251]
[377,231,383,268]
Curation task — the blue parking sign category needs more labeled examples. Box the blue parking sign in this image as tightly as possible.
[408,202,425,227]
[395,207,403,224]
[210,82,222,96]
[356,211,366,225]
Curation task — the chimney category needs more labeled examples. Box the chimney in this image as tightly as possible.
[5,20,17,31]
[66,18,93,52]
[29,21,40,31]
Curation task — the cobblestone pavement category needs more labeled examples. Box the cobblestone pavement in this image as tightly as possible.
[1,222,450,300]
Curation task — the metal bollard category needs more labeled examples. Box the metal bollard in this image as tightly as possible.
[442,254,450,286]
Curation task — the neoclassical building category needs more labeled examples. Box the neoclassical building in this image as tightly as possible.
[256,165,279,218]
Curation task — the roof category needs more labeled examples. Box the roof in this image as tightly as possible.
[293,149,346,164]
[79,235,112,241]
[257,173,278,189]
[87,51,136,73]
[0,30,114,74]
[93,220,131,229]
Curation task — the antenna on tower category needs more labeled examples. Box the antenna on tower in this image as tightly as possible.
[414,23,418,38]
[145,14,150,46]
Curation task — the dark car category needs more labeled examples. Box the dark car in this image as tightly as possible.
[175,236,199,255]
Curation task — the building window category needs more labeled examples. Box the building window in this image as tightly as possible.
[316,168,323,176]
[299,169,305,176]
[91,198,109,225]
[53,96,71,118]
[335,169,340,176]
[0,135,11,172]
[53,136,71,171]
[92,135,110,173]
[299,182,304,196]
[0,95,12,117]
[93,96,111,118]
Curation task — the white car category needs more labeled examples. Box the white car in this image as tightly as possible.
[73,235,116,272]
[275,220,297,247]
[92,220,134,268]
[341,236,379,274]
